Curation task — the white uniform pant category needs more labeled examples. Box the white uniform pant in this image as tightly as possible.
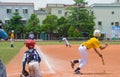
[28,61,42,77]
[78,45,88,68]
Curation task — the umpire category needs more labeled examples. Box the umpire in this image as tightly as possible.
[0,20,8,77]
[0,59,7,77]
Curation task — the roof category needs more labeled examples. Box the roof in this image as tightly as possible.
[91,3,120,7]
[0,2,34,6]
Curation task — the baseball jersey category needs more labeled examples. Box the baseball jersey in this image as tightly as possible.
[82,37,100,49]
[10,33,14,39]
[22,49,41,64]
[62,37,69,44]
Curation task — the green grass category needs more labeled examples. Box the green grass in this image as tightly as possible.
[0,41,24,64]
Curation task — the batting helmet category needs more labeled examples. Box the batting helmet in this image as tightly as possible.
[93,29,101,37]
[25,39,35,48]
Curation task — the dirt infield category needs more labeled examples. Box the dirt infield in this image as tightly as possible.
[6,44,120,77]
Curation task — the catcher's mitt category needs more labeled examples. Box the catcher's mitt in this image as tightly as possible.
[22,70,29,76]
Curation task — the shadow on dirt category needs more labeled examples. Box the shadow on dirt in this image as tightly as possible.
[82,72,112,75]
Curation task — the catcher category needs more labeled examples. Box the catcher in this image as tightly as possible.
[71,29,108,74]
[21,39,42,77]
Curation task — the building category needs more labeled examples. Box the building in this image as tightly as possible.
[46,4,70,18]
[0,2,34,25]
[91,3,120,39]
[1,2,120,39]
[35,4,72,25]
[116,0,120,2]
[44,3,120,39]
[34,8,47,24]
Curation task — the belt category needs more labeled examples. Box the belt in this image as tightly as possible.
[82,44,88,49]
[28,60,38,64]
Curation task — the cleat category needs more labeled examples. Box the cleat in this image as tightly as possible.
[75,70,80,74]
[74,70,82,74]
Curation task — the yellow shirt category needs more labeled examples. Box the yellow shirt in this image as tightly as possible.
[82,37,100,49]
[10,33,14,39]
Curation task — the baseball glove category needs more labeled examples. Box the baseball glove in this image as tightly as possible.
[22,70,29,76]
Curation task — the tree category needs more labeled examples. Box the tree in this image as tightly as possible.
[67,0,95,37]
[68,25,75,37]
[25,14,41,33]
[41,15,58,33]
[73,29,81,37]
[57,17,68,37]
[68,25,81,37]
[8,12,24,34]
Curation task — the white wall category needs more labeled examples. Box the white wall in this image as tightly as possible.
[91,3,120,39]
[0,2,34,23]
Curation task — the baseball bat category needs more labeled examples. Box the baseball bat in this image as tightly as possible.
[101,55,106,73]
[101,56,105,65]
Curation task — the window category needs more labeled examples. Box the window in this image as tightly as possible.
[65,12,67,17]
[23,9,28,14]
[91,11,94,15]
[6,9,12,13]
[5,20,9,25]
[22,20,27,25]
[115,22,119,26]
[42,21,44,24]
[98,21,102,26]
[48,12,51,14]
[58,10,62,14]
[111,11,114,14]
[111,22,114,26]
[15,9,19,12]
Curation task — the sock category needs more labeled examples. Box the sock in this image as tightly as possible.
[75,67,80,72]
[73,60,79,63]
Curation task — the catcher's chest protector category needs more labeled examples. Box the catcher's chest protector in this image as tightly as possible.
[26,49,39,63]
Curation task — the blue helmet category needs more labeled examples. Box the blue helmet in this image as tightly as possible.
[0,29,8,40]
[0,21,8,40]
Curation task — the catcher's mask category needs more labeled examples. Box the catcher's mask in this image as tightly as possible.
[25,39,35,49]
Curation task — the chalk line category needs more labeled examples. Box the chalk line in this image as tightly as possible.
[35,45,56,74]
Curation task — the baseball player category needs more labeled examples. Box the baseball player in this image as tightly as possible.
[28,32,35,40]
[10,30,14,47]
[71,29,108,74]
[62,36,71,47]
[0,23,8,77]
[22,39,42,77]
